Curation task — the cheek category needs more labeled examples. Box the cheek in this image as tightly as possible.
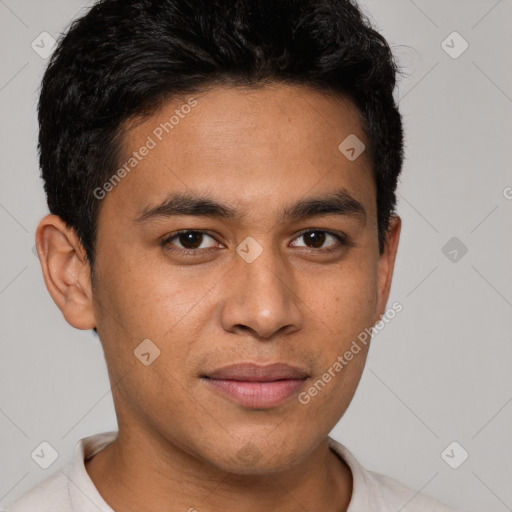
[95,253,203,337]
[92,256,219,386]
[304,259,378,339]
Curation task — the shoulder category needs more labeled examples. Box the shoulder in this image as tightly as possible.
[3,431,117,512]
[4,470,71,512]
[328,437,460,512]
[365,470,458,512]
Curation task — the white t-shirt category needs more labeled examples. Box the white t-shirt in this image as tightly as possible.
[3,431,459,512]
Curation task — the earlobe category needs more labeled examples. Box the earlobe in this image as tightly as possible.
[35,214,97,330]
[374,215,401,324]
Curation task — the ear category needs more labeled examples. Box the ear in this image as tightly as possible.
[374,215,401,324]
[35,214,96,330]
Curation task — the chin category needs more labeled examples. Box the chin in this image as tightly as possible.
[205,436,312,476]
[214,453,301,476]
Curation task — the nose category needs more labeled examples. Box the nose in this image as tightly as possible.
[218,245,303,340]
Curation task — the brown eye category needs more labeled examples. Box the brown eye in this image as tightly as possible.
[163,230,219,252]
[291,230,348,251]
[303,231,327,248]
[176,231,204,249]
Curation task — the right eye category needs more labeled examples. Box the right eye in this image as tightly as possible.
[161,230,223,255]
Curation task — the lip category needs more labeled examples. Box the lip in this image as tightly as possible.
[202,363,309,409]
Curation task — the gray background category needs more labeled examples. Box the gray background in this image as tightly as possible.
[1,1,511,510]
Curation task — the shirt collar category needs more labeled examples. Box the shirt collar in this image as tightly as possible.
[65,431,118,512]
[64,432,369,511]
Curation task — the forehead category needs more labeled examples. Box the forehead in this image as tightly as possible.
[101,84,376,224]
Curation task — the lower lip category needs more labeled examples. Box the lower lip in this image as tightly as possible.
[203,378,306,408]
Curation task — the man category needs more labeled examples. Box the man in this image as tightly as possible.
[6,0,459,510]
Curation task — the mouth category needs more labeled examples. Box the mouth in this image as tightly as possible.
[201,362,309,409]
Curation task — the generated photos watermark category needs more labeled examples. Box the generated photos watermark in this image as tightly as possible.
[94,97,198,200]
[298,301,403,405]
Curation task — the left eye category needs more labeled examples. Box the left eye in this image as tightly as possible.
[291,230,346,251]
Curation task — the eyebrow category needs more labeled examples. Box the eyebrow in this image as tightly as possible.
[134,188,367,225]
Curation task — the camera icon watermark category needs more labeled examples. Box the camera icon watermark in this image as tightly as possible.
[134,338,161,366]
[236,236,263,263]
[441,441,469,469]
[441,31,469,60]
[31,31,57,59]
[236,442,263,467]
[442,236,468,263]
[31,441,59,469]
[338,134,365,162]
[503,186,512,200]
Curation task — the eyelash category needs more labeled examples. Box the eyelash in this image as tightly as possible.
[161,229,353,257]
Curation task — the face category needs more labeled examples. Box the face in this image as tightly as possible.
[39,84,400,474]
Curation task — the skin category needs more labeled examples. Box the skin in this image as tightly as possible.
[35,84,401,512]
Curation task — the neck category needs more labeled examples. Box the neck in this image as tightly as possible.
[85,429,353,512]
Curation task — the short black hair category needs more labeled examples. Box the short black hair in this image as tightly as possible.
[38,0,404,271]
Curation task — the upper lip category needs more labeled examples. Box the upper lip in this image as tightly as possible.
[204,363,309,382]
